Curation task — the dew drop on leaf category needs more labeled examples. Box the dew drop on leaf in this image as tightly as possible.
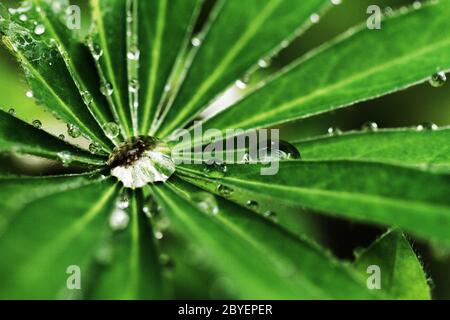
[203,161,227,178]
[327,127,342,136]
[362,121,378,131]
[25,90,33,98]
[263,210,277,221]
[258,57,271,68]
[57,151,73,167]
[417,122,439,131]
[429,71,447,88]
[100,82,113,96]
[102,122,120,139]
[34,24,45,35]
[89,142,102,154]
[19,14,27,21]
[67,123,81,138]
[154,230,164,240]
[116,192,129,209]
[58,134,65,140]
[310,13,320,24]
[252,140,301,162]
[191,37,201,47]
[8,108,15,116]
[246,200,259,211]
[109,208,129,231]
[217,184,233,197]
[90,43,103,61]
[127,45,140,61]
[192,192,219,215]
[32,119,42,129]
[81,91,93,105]
[129,78,139,93]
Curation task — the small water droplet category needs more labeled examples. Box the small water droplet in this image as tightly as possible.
[252,140,301,162]
[235,79,248,90]
[34,24,45,35]
[417,122,438,131]
[429,71,446,88]
[191,37,201,47]
[246,200,259,211]
[217,184,233,197]
[258,57,271,68]
[100,82,113,96]
[57,151,73,167]
[32,119,42,129]
[154,230,164,240]
[109,208,129,231]
[90,43,103,60]
[19,14,27,21]
[129,78,139,93]
[362,121,378,131]
[127,45,140,60]
[8,108,15,116]
[81,91,93,105]
[331,0,342,5]
[413,1,422,10]
[102,122,120,139]
[117,192,129,209]
[67,123,81,138]
[203,161,227,178]
[263,210,277,221]
[58,134,65,140]
[89,142,102,154]
[192,192,219,215]
[310,13,320,24]
[25,90,33,98]
[327,127,342,136]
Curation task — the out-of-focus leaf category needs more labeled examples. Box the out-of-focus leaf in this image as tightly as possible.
[87,191,163,299]
[0,177,118,299]
[177,161,450,244]
[151,179,379,299]
[0,110,106,166]
[0,4,113,152]
[90,0,132,136]
[354,229,431,300]
[199,2,450,138]
[295,128,450,173]
[137,0,202,135]
[156,0,332,137]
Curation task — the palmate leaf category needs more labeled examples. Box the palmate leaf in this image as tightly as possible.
[295,127,450,173]
[152,179,379,299]
[87,191,163,299]
[0,3,113,152]
[0,110,105,166]
[354,229,431,300]
[177,161,450,245]
[156,0,332,137]
[0,176,118,299]
[196,1,450,140]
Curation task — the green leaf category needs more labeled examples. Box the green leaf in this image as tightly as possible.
[295,127,450,173]
[0,5,113,152]
[137,0,202,135]
[151,179,379,299]
[87,190,164,299]
[199,1,450,136]
[31,0,119,144]
[354,229,431,300]
[177,161,450,245]
[0,177,118,299]
[0,110,106,166]
[90,0,133,137]
[156,0,331,137]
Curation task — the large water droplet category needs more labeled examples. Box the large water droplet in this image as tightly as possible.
[100,82,113,96]
[108,136,176,189]
[429,71,447,88]
[109,208,129,231]
[34,24,45,35]
[67,123,81,138]
[102,122,120,139]
[192,192,219,215]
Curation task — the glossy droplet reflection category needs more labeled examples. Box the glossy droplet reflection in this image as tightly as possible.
[108,136,175,189]
[250,140,301,163]
[429,71,446,88]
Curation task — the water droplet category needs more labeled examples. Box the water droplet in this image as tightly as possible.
[102,122,120,139]
[191,37,201,47]
[235,79,248,90]
[109,208,129,231]
[331,0,342,5]
[246,200,259,211]
[117,192,129,209]
[67,123,81,138]
[327,127,342,136]
[19,14,27,21]
[129,78,139,93]
[429,71,446,88]
[26,90,33,98]
[203,161,227,178]
[362,121,378,131]
[127,45,140,60]
[34,24,45,35]
[217,184,233,197]
[81,91,93,105]
[57,151,73,167]
[89,142,102,154]
[258,57,271,68]
[32,120,42,129]
[192,192,219,215]
[310,13,320,24]
[90,43,103,60]
[100,82,113,96]
[143,196,159,218]
[108,136,176,189]
[154,231,164,240]
[251,140,301,162]
[263,210,277,221]
[413,1,422,10]
[8,108,15,116]
[58,134,65,140]
[417,122,438,131]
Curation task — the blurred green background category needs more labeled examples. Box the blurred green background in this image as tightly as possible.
[0,0,449,299]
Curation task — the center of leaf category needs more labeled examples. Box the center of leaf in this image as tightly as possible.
[108,136,175,189]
